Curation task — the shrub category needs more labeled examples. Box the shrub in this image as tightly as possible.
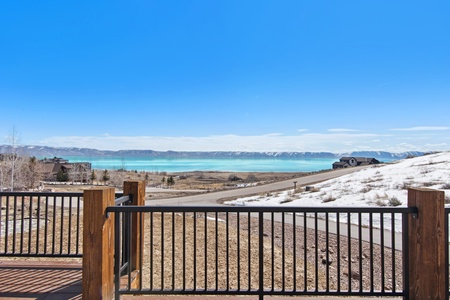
[422,181,438,187]
[375,192,388,200]
[228,174,242,181]
[246,174,258,182]
[322,195,336,203]
[309,187,321,193]
[441,183,450,190]
[56,170,69,182]
[360,187,372,193]
[445,196,450,204]
[388,196,402,207]
[280,196,295,204]
[375,199,387,207]
[420,167,430,174]
[401,182,411,190]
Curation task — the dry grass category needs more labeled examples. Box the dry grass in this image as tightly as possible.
[139,212,315,290]
[1,196,403,293]
[135,212,403,292]
[1,196,82,263]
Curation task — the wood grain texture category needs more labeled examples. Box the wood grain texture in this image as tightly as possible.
[82,187,115,299]
[408,188,446,300]
[123,180,146,288]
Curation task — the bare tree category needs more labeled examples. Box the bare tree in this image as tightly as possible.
[79,164,88,183]
[109,170,124,188]
[27,156,42,189]
[0,154,5,191]
[68,165,80,184]
[19,156,43,190]
[120,155,127,171]
[5,126,22,191]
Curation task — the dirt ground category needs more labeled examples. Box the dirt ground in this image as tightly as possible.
[0,205,402,292]
[1,169,402,293]
[46,170,311,200]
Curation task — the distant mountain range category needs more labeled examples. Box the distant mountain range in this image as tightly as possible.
[0,145,425,161]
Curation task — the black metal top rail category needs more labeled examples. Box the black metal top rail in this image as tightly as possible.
[0,192,123,197]
[106,205,418,214]
[0,191,83,197]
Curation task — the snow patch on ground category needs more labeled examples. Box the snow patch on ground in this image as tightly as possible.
[225,152,450,231]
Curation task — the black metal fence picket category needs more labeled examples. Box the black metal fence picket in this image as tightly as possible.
[0,192,83,257]
[107,205,416,299]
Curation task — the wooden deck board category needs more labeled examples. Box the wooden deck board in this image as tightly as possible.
[0,261,82,300]
[0,261,400,299]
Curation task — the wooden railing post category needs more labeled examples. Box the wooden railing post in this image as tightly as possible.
[123,180,145,286]
[83,187,115,300]
[408,188,446,299]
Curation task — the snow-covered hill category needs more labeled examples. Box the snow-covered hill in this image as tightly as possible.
[227,151,450,208]
[225,152,450,231]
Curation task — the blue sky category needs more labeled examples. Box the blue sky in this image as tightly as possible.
[1,1,449,153]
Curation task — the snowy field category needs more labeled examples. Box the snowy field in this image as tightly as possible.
[225,151,450,231]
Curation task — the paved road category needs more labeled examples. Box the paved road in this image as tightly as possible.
[146,187,205,193]
[145,165,404,250]
[145,166,369,206]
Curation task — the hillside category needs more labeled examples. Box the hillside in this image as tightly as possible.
[225,151,450,230]
[227,151,450,207]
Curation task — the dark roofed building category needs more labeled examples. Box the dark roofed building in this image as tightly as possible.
[339,157,358,167]
[354,157,380,165]
[332,161,350,169]
[42,157,69,164]
[332,157,380,169]
[40,157,91,182]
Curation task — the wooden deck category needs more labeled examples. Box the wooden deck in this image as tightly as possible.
[0,260,82,299]
[0,260,399,299]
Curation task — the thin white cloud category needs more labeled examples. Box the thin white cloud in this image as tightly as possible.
[424,143,447,148]
[327,128,361,132]
[390,126,450,131]
[297,129,309,132]
[264,133,283,137]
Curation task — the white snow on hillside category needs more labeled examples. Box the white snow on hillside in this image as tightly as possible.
[225,151,450,231]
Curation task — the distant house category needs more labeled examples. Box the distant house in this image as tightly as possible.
[332,161,350,169]
[40,157,91,182]
[354,157,380,166]
[332,157,380,169]
[41,157,69,164]
[339,157,358,167]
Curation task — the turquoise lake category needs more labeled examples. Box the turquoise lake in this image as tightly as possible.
[62,156,342,172]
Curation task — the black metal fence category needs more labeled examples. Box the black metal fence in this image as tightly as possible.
[106,205,417,299]
[0,192,84,257]
[0,191,125,258]
[112,194,133,284]
[3,190,446,299]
